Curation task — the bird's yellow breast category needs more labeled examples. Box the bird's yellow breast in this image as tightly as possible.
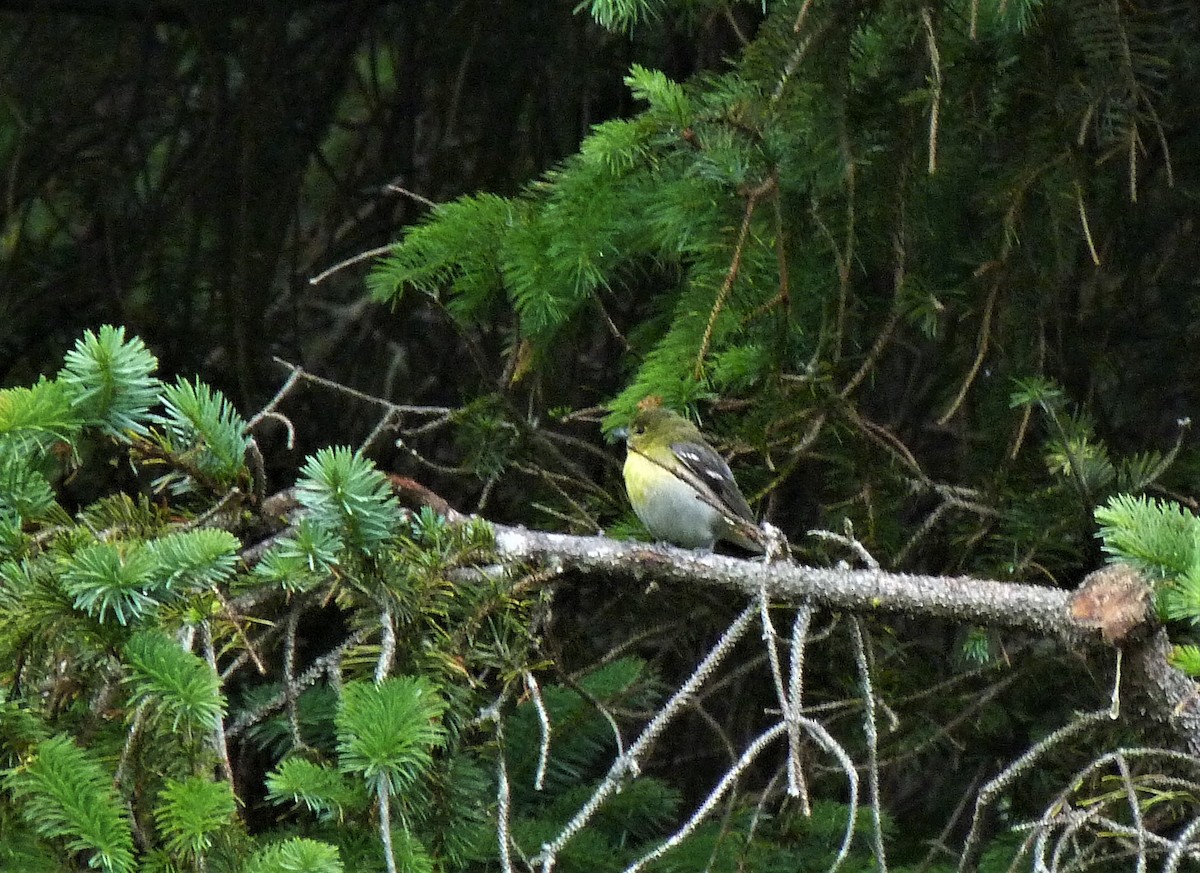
[623,449,722,549]
[622,450,659,506]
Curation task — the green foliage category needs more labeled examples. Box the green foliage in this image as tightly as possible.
[0,827,63,873]
[143,528,240,593]
[252,518,343,593]
[154,776,237,862]
[266,758,367,821]
[77,493,167,540]
[960,627,992,665]
[295,447,402,555]
[1168,644,1200,676]
[5,0,1200,860]
[0,378,79,454]
[625,64,692,127]
[581,0,661,33]
[243,686,340,759]
[1094,494,1200,581]
[58,325,160,439]
[123,629,226,733]
[3,735,135,873]
[1162,568,1200,628]
[0,690,51,767]
[335,676,448,798]
[1011,379,1126,498]
[367,193,517,325]
[53,528,236,626]
[60,541,161,625]
[242,837,344,873]
[453,396,522,479]
[386,826,436,873]
[1095,495,1200,666]
[151,377,250,493]
[423,753,493,869]
[0,440,56,523]
[0,323,258,538]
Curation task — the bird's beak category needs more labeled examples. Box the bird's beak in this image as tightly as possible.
[610,426,630,443]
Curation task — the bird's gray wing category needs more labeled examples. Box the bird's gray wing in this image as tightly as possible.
[669,441,756,523]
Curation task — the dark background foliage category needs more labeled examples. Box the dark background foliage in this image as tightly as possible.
[0,1,728,401]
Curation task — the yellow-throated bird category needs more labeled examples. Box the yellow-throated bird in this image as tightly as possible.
[620,406,764,553]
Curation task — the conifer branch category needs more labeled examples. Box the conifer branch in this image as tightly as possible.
[226,627,373,741]
[489,525,1085,639]
[772,13,831,104]
[210,585,268,676]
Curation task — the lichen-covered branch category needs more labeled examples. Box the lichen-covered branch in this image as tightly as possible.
[490,525,1083,639]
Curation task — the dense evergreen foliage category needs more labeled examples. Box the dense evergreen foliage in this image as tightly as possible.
[5,0,1200,871]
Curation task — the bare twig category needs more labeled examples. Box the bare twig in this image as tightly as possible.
[958,709,1113,872]
[937,280,1000,425]
[378,783,398,873]
[495,720,516,873]
[921,7,942,174]
[534,604,758,872]
[1076,182,1101,266]
[622,722,788,873]
[200,620,234,785]
[309,243,396,286]
[271,357,453,418]
[525,671,552,792]
[851,618,887,873]
[787,604,813,811]
[694,176,776,380]
[375,606,395,684]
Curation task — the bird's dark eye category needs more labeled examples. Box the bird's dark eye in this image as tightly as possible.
[633,425,646,435]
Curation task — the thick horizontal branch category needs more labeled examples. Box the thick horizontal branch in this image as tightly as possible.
[492,524,1084,641]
